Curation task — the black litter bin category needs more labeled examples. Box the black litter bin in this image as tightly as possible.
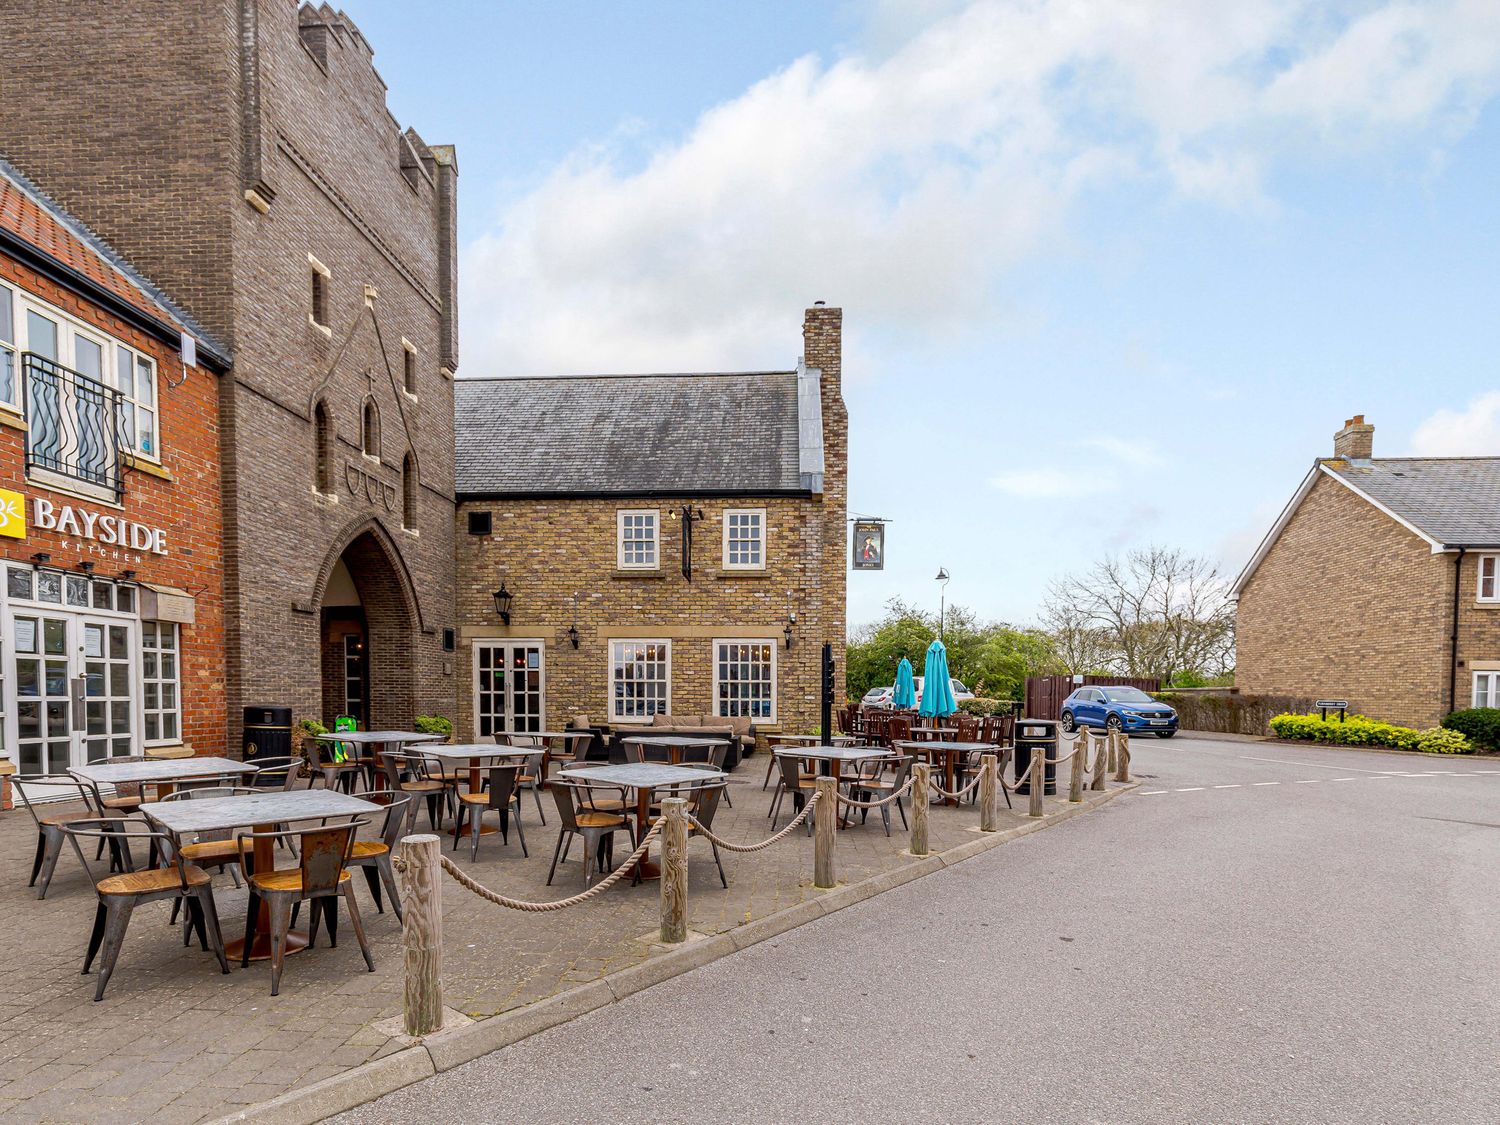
[243,705,292,785]
[1014,718,1058,796]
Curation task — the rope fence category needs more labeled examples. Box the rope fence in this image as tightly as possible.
[392,731,1134,1037]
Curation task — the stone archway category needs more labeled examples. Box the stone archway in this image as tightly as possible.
[314,519,420,730]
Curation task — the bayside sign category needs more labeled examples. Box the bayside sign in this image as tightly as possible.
[32,498,168,555]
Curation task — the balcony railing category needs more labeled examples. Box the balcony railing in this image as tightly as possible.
[21,352,126,502]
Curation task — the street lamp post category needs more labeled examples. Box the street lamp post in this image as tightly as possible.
[935,567,949,640]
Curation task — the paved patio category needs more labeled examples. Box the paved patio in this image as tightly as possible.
[0,757,1114,1123]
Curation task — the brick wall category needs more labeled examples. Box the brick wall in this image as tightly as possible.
[0,250,226,757]
[1235,471,1451,728]
[1453,551,1500,711]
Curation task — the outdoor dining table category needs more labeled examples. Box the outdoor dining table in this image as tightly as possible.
[773,745,894,829]
[140,788,381,961]
[503,730,594,777]
[892,740,997,806]
[619,734,730,765]
[315,730,446,787]
[70,756,258,800]
[416,743,535,837]
[560,762,724,880]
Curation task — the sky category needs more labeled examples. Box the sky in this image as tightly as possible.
[347,0,1500,630]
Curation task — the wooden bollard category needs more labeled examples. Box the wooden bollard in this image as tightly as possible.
[1115,733,1131,783]
[1091,734,1107,791]
[659,797,689,944]
[1106,730,1117,773]
[1028,750,1044,819]
[399,834,444,1038]
[1068,736,1084,803]
[910,762,931,855]
[813,776,837,889]
[978,752,998,832]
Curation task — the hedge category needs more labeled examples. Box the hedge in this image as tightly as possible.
[1440,708,1500,754]
[1269,712,1473,754]
[1153,692,1316,736]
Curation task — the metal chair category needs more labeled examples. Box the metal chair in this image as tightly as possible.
[63,817,229,1001]
[13,773,98,899]
[308,737,362,793]
[453,763,528,861]
[644,778,729,888]
[246,755,302,792]
[500,737,549,824]
[768,755,817,833]
[347,789,413,920]
[850,755,914,836]
[235,819,374,996]
[546,780,631,888]
[623,739,672,764]
[159,785,259,888]
[379,750,449,834]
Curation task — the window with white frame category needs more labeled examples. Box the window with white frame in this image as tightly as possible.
[141,621,181,744]
[609,639,670,721]
[714,639,776,721]
[1479,555,1498,602]
[617,509,658,569]
[1474,670,1500,709]
[723,508,765,569]
[0,288,159,456]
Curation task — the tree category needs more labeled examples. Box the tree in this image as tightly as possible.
[1042,545,1234,682]
[845,598,936,700]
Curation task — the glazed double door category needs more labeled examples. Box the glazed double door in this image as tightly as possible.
[13,610,135,774]
[473,641,545,737]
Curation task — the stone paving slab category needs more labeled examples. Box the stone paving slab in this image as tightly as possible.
[0,762,1115,1123]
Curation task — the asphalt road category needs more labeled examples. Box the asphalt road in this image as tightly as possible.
[336,736,1500,1124]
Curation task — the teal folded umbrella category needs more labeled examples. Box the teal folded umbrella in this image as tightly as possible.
[893,657,916,709]
[918,640,957,718]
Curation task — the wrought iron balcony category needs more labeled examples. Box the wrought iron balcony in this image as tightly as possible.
[21,352,126,502]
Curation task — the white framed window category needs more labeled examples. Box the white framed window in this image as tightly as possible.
[0,282,16,407]
[723,508,765,569]
[1479,555,1498,603]
[617,509,658,569]
[1474,670,1500,709]
[309,253,331,332]
[112,342,158,460]
[714,639,777,721]
[609,639,670,722]
[141,621,181,744]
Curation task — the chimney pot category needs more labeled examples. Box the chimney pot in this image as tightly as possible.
[1334,415,1375,462]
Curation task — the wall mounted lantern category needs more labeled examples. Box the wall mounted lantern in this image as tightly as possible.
[783,611,796,650]
[567,623,580,649]
[492,582,513,625]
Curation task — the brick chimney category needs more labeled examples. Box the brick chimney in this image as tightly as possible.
[1333,414,1374,461]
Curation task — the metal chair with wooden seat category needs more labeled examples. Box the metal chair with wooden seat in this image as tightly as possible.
[379,750,448,834]
[500,737,548,824]
[245,755,303,792]
[309,737,363,794]
[850,755,915,836]
[768,755,818,832]
[643,778,730,887]
[453,763,528,862]
[158,786,259,888]
[235,819,374,997]
[63,817,229,1001]
[347,789,413,920]
[546,780,632,888]
[13,773,99,899]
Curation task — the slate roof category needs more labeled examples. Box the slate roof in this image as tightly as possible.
[0,157,228,367]
[1324,457,1500,547]
[455,371,804,496]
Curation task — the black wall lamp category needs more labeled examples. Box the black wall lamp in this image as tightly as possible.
[77,560,95,573]
[567,623,580,649]
[492,582,513,625]
[30,552,49,565]
[783,611,796,650]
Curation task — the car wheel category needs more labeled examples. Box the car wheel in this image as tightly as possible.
[1156,730,1176,739]
[1060,711,1076,733]
[1105,714,1123,731]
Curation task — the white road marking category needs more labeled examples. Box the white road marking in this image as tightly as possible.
[1140,790,1168,795]
[1293,779,1321,784]
[1367,776,1393,781]
[1331,778,1357,782]
[1252,781,1280,786]
[1213,784,1241,789]
[1239,755,1404,775]
[1175,787,1205,792]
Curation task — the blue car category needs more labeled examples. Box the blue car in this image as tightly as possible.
[1060,685,1178,738]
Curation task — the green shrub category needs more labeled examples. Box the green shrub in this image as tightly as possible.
[958,698,1008,717]
[1417,727,1471,754]
[1441,708,1500,753]
[295,717,328,739]
[414,714,454,738]
[1268,712,1422,751]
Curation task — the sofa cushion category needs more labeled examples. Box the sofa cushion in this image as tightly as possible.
[727,715,752,737]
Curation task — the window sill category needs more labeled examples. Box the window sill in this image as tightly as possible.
[125,455,172,482]
[0,405,27,432]
[308,314,333,339]
[713,569,770,580]
[1474,600,1500,610]
[26,467,123,509]
[143,742,193,760]
[612,569,666,580]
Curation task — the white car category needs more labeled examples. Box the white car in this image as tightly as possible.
[861,677,974,708]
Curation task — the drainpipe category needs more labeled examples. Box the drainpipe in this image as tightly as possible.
[1449,547,1466,715]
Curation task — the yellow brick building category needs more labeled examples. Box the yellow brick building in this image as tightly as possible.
[452,306,847,746]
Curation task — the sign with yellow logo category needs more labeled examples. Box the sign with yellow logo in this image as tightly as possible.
[0,488,25,540]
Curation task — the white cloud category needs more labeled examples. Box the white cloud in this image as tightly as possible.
[461,0,1500,375]
[1410,391,1500,455]
[1082,436,1164,468]
[989,468,1116,499]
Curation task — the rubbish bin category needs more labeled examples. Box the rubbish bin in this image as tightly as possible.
[1014,717,1058,796]
[243,705,292,785]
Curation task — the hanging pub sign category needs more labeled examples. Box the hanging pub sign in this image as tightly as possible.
[852,520,885,571]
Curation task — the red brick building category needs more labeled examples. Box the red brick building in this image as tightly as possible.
[0,2,460,744]
[0,158,228,794]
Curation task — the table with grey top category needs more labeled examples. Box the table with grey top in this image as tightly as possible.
[560,762,725,879]
[70,756,258,799]
[412,744,536,836]
[892,739,998,805]
[315,730,446,785]
[500,731,594,778]
[619,734,730,765]
[141,788,381,960]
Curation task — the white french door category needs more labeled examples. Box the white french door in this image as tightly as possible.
[473,641,545,737]
[11,609,135,773]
